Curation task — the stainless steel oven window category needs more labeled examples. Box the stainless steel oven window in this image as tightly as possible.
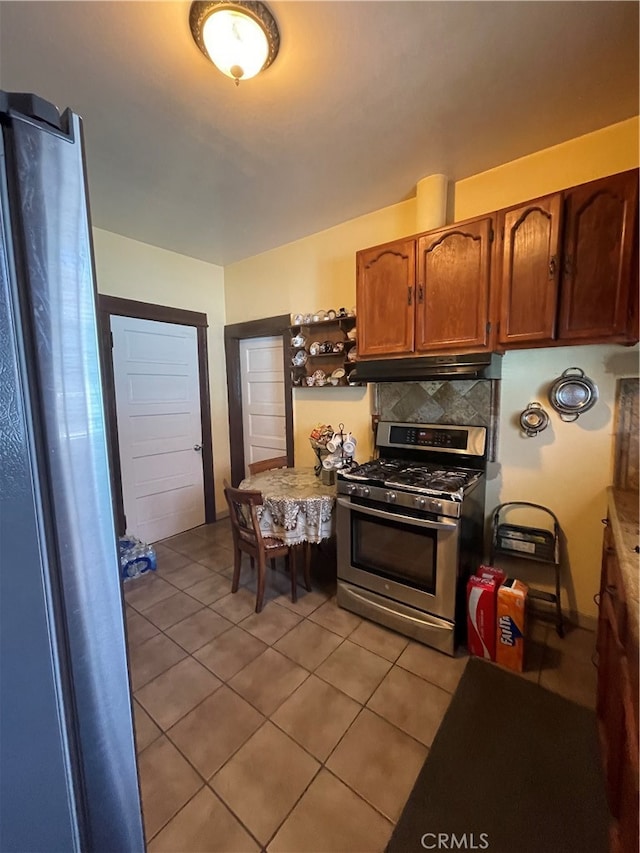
[337,499,460,623]
[350,509,437,593]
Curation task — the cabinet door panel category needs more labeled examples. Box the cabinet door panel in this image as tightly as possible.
[559,170,638,340]
[617,676,640,853]
[415,218,491,352]
[598,593,626,816]
[356,240,415,357]
[498,194,562,344]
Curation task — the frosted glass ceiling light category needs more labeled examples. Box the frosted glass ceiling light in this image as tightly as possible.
[190,1,280,85]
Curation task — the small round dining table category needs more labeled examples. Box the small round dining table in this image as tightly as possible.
[238,466,337,546]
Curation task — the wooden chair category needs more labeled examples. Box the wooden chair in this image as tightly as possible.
[243,456,313,595]
[223,480,295,612]
[248,455,288,476]
[248,456,314,594]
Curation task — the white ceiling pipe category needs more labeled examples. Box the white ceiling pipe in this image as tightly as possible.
[416,174,449,233]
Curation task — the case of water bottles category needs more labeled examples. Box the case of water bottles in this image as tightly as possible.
[119,535,157,581]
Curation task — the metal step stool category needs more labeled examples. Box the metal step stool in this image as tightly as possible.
[489,501,564,637]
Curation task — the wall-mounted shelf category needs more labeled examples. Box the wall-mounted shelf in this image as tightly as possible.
[290,316,359,387]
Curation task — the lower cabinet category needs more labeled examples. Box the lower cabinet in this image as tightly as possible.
[597,521,639,853]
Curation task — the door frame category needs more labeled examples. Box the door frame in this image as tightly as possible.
[98,295,215,535]
[224,315,293,486]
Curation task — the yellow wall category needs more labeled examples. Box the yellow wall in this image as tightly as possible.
[223,116,639,625]
[225,198,419,468]
[455,118,640,221]
[92,228,230,519]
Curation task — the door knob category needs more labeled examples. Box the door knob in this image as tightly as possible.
[193,444,202,451]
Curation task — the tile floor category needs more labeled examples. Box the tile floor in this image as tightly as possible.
[124,521,598,852]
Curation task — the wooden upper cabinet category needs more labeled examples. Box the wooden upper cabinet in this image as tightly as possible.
[497,194,562,344]
[356,239,416,358]
[415,218,492,352]
[355,168,638,360]
[496,170,638,347]
[558,170,638,341]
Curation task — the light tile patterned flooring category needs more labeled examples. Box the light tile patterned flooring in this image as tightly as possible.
[124,521,598,852]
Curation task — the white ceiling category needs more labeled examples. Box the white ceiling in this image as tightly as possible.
[1,1,638,266]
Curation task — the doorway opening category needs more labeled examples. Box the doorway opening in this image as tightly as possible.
[224,315,293,486]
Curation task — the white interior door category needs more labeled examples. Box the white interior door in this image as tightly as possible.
[240,336,286,476]
[110,315,205,543]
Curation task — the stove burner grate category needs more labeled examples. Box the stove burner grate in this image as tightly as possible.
[342,458,480,497]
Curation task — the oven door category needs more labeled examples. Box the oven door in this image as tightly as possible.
[336,497,459,622]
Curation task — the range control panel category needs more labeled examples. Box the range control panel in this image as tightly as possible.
[377,422,487,458]
[389,425,467,450]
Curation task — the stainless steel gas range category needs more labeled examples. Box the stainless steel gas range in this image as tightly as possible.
[336,421,487,656]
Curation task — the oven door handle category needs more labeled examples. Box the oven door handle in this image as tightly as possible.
[341,584,454,632]
[337,497,457,530]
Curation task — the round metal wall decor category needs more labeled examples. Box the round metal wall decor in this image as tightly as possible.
[519,402,550,437]
[548,367,598,422]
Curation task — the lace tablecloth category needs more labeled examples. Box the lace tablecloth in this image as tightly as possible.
[239,467,336,546]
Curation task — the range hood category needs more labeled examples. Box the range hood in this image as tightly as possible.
[350,352,502,383]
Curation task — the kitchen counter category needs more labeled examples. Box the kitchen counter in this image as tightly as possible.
[600,488,639,851]
[607,487,639,648]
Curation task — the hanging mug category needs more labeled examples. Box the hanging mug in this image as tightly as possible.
[342,433,357,456]
[326,433,343,453]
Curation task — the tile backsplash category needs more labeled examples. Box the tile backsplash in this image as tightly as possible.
[375,379,500,459]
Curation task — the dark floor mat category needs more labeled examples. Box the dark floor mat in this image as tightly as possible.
[387,657,610,853]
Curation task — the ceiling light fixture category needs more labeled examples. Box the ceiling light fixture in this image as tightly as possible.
[189,1,280,85]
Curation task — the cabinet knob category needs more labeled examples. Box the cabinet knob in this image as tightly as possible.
[549,255,557,278]
[601,518,609,526]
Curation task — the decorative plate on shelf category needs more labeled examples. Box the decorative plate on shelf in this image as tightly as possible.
[291,334,306,348]
[292,349,308,367]
[309,341,321,356]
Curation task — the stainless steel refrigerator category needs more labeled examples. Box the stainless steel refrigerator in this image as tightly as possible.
[0,92,144,851]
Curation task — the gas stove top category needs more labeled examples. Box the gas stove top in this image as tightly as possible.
[336,421,488,515]
[340,458,481,500]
